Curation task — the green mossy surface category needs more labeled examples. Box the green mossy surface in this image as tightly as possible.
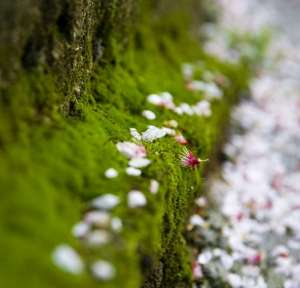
[0,1,251,287]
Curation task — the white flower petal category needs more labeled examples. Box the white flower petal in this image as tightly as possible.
[52,244,84,274]
[84,211,111,227]
[72,222,90,238]
[197,250,213,265]
[116,141,146,159]
[149,179,159,194]
[85,230,110,247]
[130,128,142,141]
[91,260,116,281]
[142,125,167,142]
[105,168,118,178]
[129,158,151,168]
[142,110,156,120]
[128,190,147,208]
[91,194,120,210]
[190,215,205,227]
[111,217,123,232]
[126,167,142,176]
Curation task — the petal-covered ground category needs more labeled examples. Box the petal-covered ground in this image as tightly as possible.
[187,1,300,287]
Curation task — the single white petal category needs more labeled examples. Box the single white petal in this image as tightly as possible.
[129,158,151,168]
[111,217,123,232]
[85,230,110,247]
[84,211,111,227]
[91,260,116,281]
[128,190,147,208]
[72,222,90,238]
[129,128,142,141]
[116,141,146,159]
[190,215,205,227]
[161,127,176,136]
[149,179,159,194]
[142,110,156,120]
[147,94,162,105]
[91,194,120,210]
[197,250,212,265]
[227,273,242,288]
[126,167,142,176]
[52,244,84,274]
[104,168,118,178]
[142,126,167,142]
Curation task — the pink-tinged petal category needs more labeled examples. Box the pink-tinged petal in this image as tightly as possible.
[192,261,203,280]
[116,141,147,159]
[175,133,188,145]
[247,252,262,265]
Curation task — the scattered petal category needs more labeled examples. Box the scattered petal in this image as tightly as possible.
[85,211,111,227]
[52,244,84,274]
[128,157,151,168]
[91,194,120,210]
[193,100,211,117]
[130,128,142,141]
[142,125,167,142]
[149,179,159,194]
[142,110,156,120]
[161,127,176,136]
[72,222,90,238]
[91,260,116,281]
[111,217,123,232]
[198,250,213,265]
[164,119,178,128]
[85,230,110,247]
[126,167,142,176]
[175,133,188,145]
[128,190,147,208]
[195,196,207,207]
[116,141,146,159]
[190,214,205,227]
[104,168,118,179]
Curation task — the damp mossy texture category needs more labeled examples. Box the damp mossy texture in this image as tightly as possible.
[0,1,253,287]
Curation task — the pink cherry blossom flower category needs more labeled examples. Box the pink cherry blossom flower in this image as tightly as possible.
[180,148,208,169]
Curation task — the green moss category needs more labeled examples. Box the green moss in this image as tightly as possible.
[0,1,252,287]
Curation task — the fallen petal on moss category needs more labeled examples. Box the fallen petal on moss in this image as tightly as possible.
[142,110,156,120]
[104,168,118,178]
[126,167,142,176]
[128,157,151,168]
[128,190,147,208]
[52,244,84,274]
[91,260,116,281]
[91,194,120,210]
[149,179,159,194]
[116,141,146,159]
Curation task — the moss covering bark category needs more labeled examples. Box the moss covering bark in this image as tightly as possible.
[0,1,250,287]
